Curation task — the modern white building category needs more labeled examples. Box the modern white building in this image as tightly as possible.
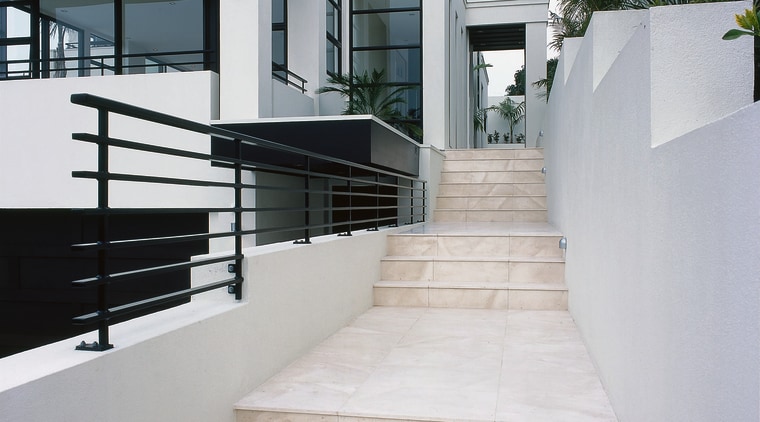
[1,1,758,422]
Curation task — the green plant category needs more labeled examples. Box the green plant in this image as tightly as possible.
[489,98,526,144]
[491,130,501,144]
[317,69,422,138]
[722,1,760,101]
[487,133,494,143]
[516,133,526,144]
[474,108,488,134]
[532,58,559,102]
[723,6,760,39]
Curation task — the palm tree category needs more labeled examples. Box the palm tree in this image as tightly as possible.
[532,58,559,102]
[489,98,526,143]
[317,69,421,138]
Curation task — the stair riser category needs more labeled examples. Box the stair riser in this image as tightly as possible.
[437,196,547,210]
[444,149,544,160]
[440,171,544,184]
[438,183,546,196]
[374,287,567,310]
[434,210,547,222]
[442,159,544,172]
[387,235,564,258]
[380,260,565,283]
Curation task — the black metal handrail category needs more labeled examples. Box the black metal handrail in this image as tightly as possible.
[272,62,308,93]
[69,93,426,351]
[1,49,215,80]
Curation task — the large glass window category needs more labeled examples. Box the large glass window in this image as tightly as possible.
[1,0,217,80]
[0,2,32,79]
[351,0,421,139]
[326,0,340,74]
[123,0,205,74]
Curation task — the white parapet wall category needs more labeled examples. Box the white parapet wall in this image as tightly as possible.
[0,225,410,422]
[540,2,759,421]
[0,71,223,209]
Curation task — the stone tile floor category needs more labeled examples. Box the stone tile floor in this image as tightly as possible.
[236,306,617,422]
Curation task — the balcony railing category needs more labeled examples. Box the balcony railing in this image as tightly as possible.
[272,62,308,93]
[68,93,426,351]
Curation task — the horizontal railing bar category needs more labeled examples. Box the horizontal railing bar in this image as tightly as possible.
[70,94,425,183]
[72,254,242,287]
[72,207,255,215]
[72,171,238,189]
[72,230,241,251]
[72,277,242,325]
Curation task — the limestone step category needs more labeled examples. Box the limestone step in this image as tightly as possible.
[373,281,568,310]
[380,256,565,283]
[438,182,546,196]
[436,195,547,210]
[434,209,547,222]
[444,148,544,160]
[440,170,544,184]
[442,158,544,172]
[387,233,564,258]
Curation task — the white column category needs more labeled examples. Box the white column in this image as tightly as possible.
[219,0,273,119]
[524,21,547,147]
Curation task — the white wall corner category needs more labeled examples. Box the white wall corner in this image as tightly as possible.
[589,9,649,90]
[649,1,754,147]
[559,37,583,85]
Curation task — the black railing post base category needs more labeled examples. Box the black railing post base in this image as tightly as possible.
[293,239,312,244]
[338,232,352,237]
[75,340,114,352]
[366,227,379,232]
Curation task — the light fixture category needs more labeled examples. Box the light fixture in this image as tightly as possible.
[559,237,567,250]
[541,167,547,174]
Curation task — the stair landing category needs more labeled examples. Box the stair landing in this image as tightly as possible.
[235,307,617,422]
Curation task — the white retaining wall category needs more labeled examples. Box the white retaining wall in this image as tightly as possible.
[0,226,409,422]
[540,2,759,421]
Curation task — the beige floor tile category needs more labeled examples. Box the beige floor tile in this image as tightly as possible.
[386,235,437,256]
[380,260,433,281]
[373,287,428,307]
[436,235,510,256]
[428,288,509,309]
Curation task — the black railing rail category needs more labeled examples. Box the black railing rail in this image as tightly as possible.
[69,93,426,351]
[1,49,215,80]
[272,62,308,93]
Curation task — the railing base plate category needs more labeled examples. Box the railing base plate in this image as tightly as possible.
[75,341,114,352]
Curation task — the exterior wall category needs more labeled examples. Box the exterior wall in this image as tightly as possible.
[540,3,758,421]
[0,71,221,209]
[0,226,410,422]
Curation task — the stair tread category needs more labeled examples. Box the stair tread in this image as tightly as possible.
[375,281,567,291]
[382,255,565,262]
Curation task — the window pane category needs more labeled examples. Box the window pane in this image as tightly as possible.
[123,0,204,73]
[326,3,338,38]
[5,44,29,78]
[352,0,419,10]
[5,6,30,37]
[272,30,285,66]
[273,0,285,24]
[352,11,418,47]
[352,48,420,83]
[45,20,81,78]
[326,41,338,74]
[40,1,114,41]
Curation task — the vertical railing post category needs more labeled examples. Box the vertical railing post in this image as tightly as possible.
[370,173,379,231]
[233,138,243,300]
[77,107,113,351]
[339,166,353,237]
[422,181,427,222]
[295,156,312,244]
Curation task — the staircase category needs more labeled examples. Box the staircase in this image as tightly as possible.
[233,149,611,422]
[374,148,568,310]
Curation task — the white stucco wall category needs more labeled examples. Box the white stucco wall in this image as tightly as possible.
[0,72,221,209]
[0,225,409,422]
[540,3,758,421]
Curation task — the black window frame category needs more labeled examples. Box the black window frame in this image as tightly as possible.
[0,0,219,80]
[326,0,341,75]
[350,0,423,140]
